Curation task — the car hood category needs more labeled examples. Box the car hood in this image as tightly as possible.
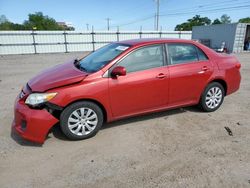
[28,61,88,92]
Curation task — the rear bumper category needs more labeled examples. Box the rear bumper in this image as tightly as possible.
[226,70,241,95]
[12,98,59,144]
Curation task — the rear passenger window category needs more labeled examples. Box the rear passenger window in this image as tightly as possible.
[196,47,208,61]
[168,44,198,65]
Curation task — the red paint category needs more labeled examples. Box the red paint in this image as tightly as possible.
[12,98,58,144]
[12,38,241,143]
[28,61,88,92]
[111,66,127,77]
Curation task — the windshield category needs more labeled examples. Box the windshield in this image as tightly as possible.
[78,43,130,73]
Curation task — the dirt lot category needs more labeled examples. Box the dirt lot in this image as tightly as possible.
[0,52,250,188]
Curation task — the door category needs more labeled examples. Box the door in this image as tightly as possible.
[108,44,169,118]
[167,43,213,106]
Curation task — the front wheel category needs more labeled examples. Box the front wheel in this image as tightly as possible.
[199,82,225,112]
[60,101,103,140]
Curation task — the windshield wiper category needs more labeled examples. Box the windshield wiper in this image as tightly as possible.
[80,66,88,72]
[74,58,89,72]
[74,58,81,69]
[74,58,80,64]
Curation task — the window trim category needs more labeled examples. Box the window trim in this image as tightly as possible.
[166,43,209,66]
[195,46,209,61]
[107,43,167,77]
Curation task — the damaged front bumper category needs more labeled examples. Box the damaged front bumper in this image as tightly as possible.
[12,98,59,144]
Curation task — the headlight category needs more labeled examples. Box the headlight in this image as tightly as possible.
[25,93,57,106]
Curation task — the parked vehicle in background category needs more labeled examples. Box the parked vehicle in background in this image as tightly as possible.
[12,38,241,144]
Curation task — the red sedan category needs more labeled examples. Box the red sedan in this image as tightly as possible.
[12,38,241,144]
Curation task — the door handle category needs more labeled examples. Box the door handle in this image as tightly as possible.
[156,73,166,79]
[202,66,209,71]
[198,66,209,74]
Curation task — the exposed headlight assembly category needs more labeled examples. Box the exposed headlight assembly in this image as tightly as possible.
[25,93,57,106]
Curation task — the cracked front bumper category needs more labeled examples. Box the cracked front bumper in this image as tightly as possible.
[12,98,59,144]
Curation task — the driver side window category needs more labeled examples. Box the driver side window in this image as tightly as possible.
[118,45,164,73]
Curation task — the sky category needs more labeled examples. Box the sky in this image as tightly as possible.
[0,0,249,30]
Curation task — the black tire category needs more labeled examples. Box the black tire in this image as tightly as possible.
[60,101,103,140]
[199,82,225,112]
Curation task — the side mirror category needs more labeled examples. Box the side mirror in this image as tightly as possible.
[111,66,126,78]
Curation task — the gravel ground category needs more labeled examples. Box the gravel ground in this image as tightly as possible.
[0,52,250,188]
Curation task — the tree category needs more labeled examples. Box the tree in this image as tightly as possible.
[239,17,250,23]
[212,18,222,25]
[212,14,231,25]
[220,14,231,24]
[23,12,65,30]
[0,15,8,24]
[0,15,26,30]
[175,15,211,31]
[0,12,74,30]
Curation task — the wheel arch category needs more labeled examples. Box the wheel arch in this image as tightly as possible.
[63,98,108,123]
[198,78,228,104]
[208,78,228,95]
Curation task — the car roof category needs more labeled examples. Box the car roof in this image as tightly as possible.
[116,38,194,46]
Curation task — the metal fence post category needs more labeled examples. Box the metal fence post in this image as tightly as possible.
[91,26,95,51]
[178,31,181,39]
[139,31,142,39]
[31,30,37,54]
[139,26,142,39]
[116,27,120,42]
[63,31,68,53]
[159,26,162,38]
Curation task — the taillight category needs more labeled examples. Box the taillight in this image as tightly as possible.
[235,63,241,69]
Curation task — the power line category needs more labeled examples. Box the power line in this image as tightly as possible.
[111,15,155,28]
[160,4,250,17]
[109,1,247,30]
[160,0,250,15]
[111,1,250,28]
[160,0,240,14]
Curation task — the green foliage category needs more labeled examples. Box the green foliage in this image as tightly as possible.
[220,14,231,24]
[23,12,63,30]
[238,17,250,23]
[0,15,8,24]
[175,14,234,30]
[175,15,211,31]
[0,12,74,30]
[0,21,26,30]
[212,14,231,25]
[212,18,222,25]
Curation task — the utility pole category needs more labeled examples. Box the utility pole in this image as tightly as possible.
[86,23,89,31]
[106,18,111,31]
[154,13,156,30]
[155,0,160,31]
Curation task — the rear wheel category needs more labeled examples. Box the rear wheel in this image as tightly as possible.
[199,82,225,112]
[60,101,103,140]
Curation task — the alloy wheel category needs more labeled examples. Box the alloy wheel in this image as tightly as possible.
[67,108,98,136]
[205,86,223,109]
